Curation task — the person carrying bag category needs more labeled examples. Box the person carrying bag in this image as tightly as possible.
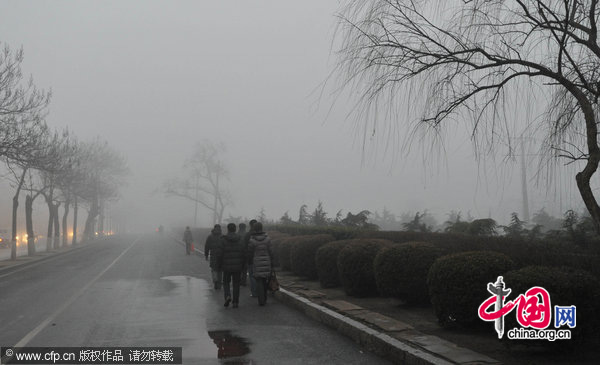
[268,270,280,292]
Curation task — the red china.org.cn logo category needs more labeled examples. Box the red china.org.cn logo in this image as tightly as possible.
[478,276,576,341]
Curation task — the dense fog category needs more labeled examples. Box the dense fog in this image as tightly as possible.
[0,0,583,234]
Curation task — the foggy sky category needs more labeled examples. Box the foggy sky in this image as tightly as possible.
[0,0,583,231]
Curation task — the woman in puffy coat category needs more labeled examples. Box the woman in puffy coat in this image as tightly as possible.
[247,222,273,306]
[204,225,223,289]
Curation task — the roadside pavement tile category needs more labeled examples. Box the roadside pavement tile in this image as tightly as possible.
[280,281,305,289]
[353,311,414,332]
[296,289,326,299]
[393,332,501,364]
[322,299,365,312]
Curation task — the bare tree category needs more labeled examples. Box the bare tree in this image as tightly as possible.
[0,44,51,159]
[336,1,600,232]
[77,139,128,242]
[0,44,51,259]
[163,140,230,226]
[31,130,79,251]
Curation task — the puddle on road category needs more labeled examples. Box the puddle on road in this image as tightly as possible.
[159,275,205,296]
[159,277,254,363]
[207,330,252,362]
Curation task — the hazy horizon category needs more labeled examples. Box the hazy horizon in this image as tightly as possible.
[0,0,585,234]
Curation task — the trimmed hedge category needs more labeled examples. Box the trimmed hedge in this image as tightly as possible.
[357,230,599,277]
[374,242,444,305]
[427,251,515,327]
[265,227,599,284]
[315,240,353,288]
[503,266,600,348]
[276,237,295,271]
[269,232,291,268]
[265,224,367,240]
[337,239,393,297]
[289,234,335,279]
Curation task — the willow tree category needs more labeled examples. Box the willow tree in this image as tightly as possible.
[336,1,600,232]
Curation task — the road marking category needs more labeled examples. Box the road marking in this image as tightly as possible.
[13,236,141,348]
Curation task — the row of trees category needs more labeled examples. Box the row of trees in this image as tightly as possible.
[278,201,378,229]
[1,43,128,259]
[388,207,595,246]
[258,199,592,245]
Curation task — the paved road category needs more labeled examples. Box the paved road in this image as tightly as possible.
[0,233,390,364]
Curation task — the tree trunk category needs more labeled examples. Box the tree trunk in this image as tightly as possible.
[11,195,19,260]
[72,198,78,245]
[11,168,27,260]
[62,199,70,247]
[53,203,60,249]
[83,196,99,242]
[574,97,600,234]
[46,190,54,251]
[25,195,36,256]
[212,174,219,225]
[98,200,104,237]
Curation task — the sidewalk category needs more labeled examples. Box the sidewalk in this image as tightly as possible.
[0,241,92,274]
[274,271,598,365]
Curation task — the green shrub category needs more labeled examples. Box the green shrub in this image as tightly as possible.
[316,240,353,288]
[265,224,365,240]
[356,230,427,243]
[427,251,515,327]
[337,239,393,297]
[357,230,599,277]
[276,237,295,271]
[289,234,335,279]
[503,266,600,348]
[374,242,444,305]
[269,232,291,268]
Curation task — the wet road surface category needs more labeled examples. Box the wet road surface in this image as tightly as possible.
[0,234,390,364]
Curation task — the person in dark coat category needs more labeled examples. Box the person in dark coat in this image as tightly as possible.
[218,223,245,308]
[244,219,258,297]
[183,226,193,255]
[204,224,223,289]
[247,222,273,306]
[238,223,248,286]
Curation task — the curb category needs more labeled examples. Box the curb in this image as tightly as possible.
[275,288,501,365]
[275,288,452,365]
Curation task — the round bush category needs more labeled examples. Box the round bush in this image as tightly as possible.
[503,266,600,348]
[276,237,295,271]
[427,251,515,327]
[374,242,444,305]
[316,240,353,288]
[289,234,335,279]
[337,239,393,297]
[269,233,290,268]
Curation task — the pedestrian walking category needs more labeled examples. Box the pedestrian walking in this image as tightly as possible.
[244,220,258,297]
[183,226,193,255]
[238,223,248,286]
[247,222,273,306]
[218,223,245,308]
[204,224,223,289]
